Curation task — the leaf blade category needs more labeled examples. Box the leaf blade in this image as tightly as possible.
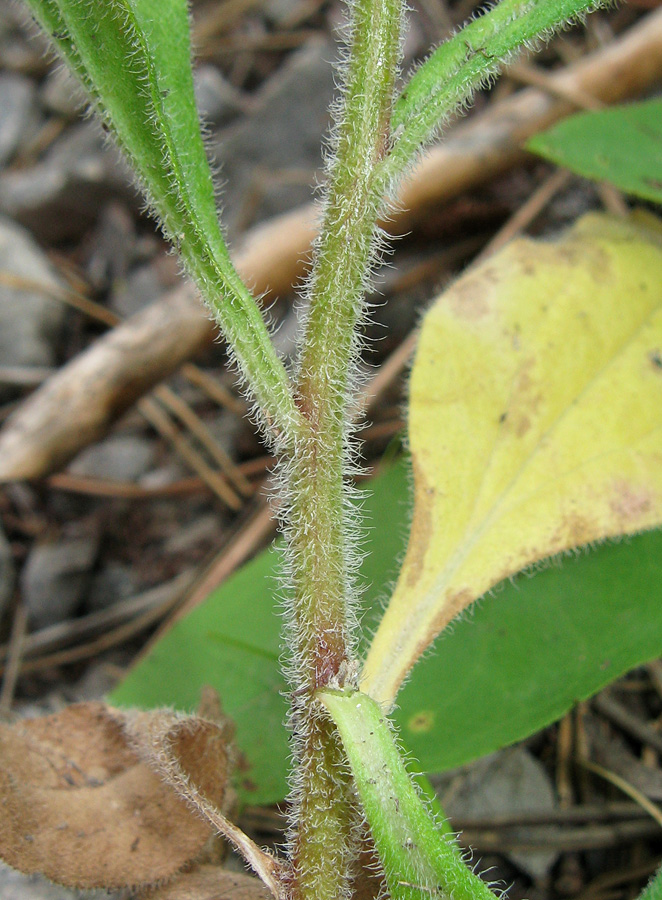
[361,212,662,707]
[112,459,662,799]
[527,99,662,204]
[393,525,662,773]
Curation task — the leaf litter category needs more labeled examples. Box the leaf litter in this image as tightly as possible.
[0,702,233,889]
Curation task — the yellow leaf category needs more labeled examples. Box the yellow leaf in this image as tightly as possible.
[361,213,662,708]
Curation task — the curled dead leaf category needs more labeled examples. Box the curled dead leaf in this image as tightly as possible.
[0,702,231,889]
[123,709,285,899]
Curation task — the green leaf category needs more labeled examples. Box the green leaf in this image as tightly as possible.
[527,99,662,204]
[393,523,662,773]
[111,459,662,803]
[362,213,662,707]
[319,689,498,900]
[22,0,300,443]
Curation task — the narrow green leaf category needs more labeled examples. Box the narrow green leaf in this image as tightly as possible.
[386,0,602,181]
[319,689,498,900]
[527,99,662,204]
[23,0,301,444]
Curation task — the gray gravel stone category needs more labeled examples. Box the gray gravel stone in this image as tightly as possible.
[85,202,137,291]
[0,72,37,166]
[211,39,335,233]
[263,0,300,26]
[21,533,100,630]
[68,434,156,483]
[84,561,137,613]
[436,746,558,881]
[109,263,165,318]
[0,122,135,241]
[194,64,245,127]
[40,65,86,119]
[0,862,122,900]
[0,215,66,402]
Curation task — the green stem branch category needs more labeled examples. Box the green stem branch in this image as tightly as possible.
[384,0,603,183]
[320,689,501,900]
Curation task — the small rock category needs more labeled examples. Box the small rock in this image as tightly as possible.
[0,215,66,402]
[0,73,37,166]
[84,201,137,291]
[202,410,242,459]
[161,513,221,556]
[0,864,85,900]
[194,65,245,127]
[438,746,558,882]
[21,533,100,630]
[40,65,86,119]
[68,434,156,483]
[0,122,135,242]
[109,262,167,318]
[263,0,299,26]
[0,4,49,74]
[211,39,336,233]
[84,561,137,614]
[69,660,125,700]
[0,522,15,620]
[0,862,121,900]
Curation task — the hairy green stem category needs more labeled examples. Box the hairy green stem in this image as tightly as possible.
[320,689,500,900]
[283,0,402,892]
[384,0,602,183]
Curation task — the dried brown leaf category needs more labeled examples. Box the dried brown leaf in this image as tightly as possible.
[138,865,272,900]
[123,709,285,899]
[0,702,231,889]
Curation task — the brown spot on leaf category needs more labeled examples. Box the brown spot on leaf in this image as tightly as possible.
[423,588,474,652]
[514,414,531,437]
[610,480,653,524]
[555,241,611,284]
[407,710,436,734]
[447,275,492,319]
[404,457,434,591]
[558,513,596,547]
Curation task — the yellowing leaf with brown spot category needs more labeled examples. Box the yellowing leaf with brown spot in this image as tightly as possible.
[361,212,662,708]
